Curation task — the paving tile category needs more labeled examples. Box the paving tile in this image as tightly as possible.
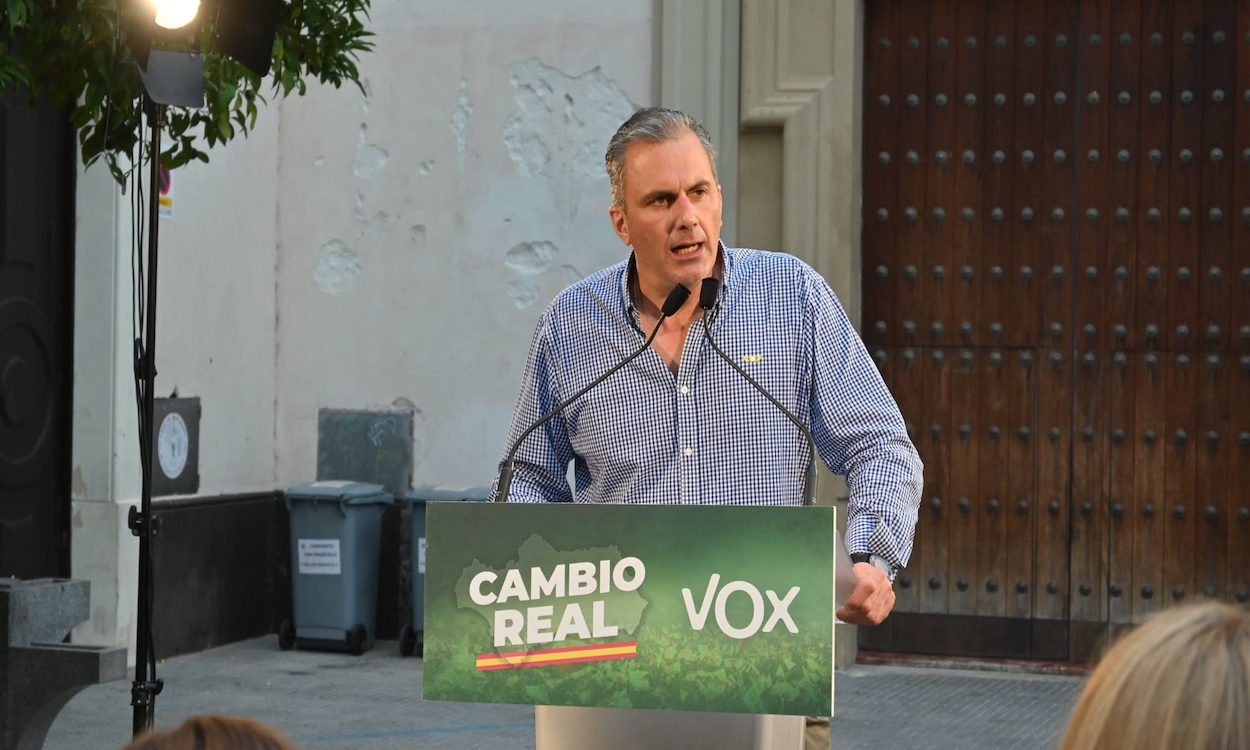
[45,638,1085,749]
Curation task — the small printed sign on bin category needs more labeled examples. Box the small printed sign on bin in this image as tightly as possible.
[298,539,342,575]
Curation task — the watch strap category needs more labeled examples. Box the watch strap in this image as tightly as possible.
[850,553,899,583]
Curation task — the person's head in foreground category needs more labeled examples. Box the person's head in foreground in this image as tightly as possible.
[1058,601,1249,750]
[122,715,296,750]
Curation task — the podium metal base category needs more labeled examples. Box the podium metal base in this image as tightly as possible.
[535,706,803,750]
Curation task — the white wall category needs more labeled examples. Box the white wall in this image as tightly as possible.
[71,110,281,652]
[273,0,653,489]
[71,0,656,652]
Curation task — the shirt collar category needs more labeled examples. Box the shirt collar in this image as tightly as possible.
[620,241,734,321]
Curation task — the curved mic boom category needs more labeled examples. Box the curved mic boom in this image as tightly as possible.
[698,277,818,506]
[495,283,692,503]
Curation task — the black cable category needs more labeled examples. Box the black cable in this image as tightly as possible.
[699,281,818,506]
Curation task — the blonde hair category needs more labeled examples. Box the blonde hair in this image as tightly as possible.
[1058,602,1250,750]
[123,715,296,750]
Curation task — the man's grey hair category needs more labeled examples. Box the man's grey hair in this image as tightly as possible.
[605,107,718,208]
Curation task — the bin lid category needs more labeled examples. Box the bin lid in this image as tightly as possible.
[285,481,392,504]
[405,486,491,503]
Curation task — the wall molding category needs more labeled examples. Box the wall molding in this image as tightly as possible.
[740,0,863,319]
[657,0,741,246]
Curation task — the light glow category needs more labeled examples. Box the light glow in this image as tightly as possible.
[154,0,199,30]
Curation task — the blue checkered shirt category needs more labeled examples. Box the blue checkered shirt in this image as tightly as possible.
[492,245,923,568]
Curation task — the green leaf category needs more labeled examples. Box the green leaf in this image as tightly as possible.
[2,0,374,185]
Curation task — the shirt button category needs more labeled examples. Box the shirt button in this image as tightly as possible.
[680,386,689,394]
[683,448,694,457]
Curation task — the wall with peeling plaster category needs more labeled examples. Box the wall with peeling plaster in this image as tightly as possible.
[68,0,657,654]
[273,0,654,489]
[70,111,281,652]
[150,120,282,493]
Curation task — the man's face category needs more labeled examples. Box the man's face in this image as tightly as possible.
[609,130,723,304]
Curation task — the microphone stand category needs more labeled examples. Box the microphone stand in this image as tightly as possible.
[128,93,166,736]
[699,278,818,507]
[496,284,691,503]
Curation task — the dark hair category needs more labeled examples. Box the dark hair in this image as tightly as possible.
[604,107,717,208]
[123,715,296,750]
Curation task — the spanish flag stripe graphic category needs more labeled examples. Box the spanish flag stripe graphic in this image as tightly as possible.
[490,641,637,660]
[475,641,637,671]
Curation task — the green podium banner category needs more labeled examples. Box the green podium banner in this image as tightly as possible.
[422,502,834,716]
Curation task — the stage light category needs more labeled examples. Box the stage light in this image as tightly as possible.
[153,0,199,30]
[125,0,279,737]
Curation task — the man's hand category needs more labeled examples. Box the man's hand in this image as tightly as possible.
[835,562,896,625]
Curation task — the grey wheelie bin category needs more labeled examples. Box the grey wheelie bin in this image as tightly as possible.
[279,481,393,655]
[399,486,490,656]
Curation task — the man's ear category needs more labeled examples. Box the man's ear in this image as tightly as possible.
[609,205,631,247]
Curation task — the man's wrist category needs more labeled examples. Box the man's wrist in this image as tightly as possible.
[850,553,899,584]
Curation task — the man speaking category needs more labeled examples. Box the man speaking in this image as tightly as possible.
[491,106,923,748]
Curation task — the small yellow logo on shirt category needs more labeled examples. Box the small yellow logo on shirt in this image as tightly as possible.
[741,354,764,363]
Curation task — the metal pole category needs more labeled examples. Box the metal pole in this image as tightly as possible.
[130,95,165,736]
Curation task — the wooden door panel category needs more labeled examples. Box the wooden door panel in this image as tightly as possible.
[858,0,1250,661]
[1131,354,1167,622]
[1229,355,1250,604]
[946,348,980,616]
[888,347,945,612]
[1162,354,1198,605]
[875,348,920,613]
[1198,0,1236,353]
[1011,0,1049,347]
[1107,352,1136,623]
[924,0,960,350]
[921,348,953,612]
[974,349,1009,616]
[1041,0,1080,350]
[981,1,1017,348]
[1137,0,1174,351]
[1195,354,1231,598]
[1105,1,1141,351]
[1069,351,1108,623]
[0,92,73,579]
[1075,0,1111,352]
[896,6,931,351]
[950,0,986,348]
[1005,350,1037,618]
[863,0,901,347]
[1035,350,1072,621]
[1233,6,1250,353]
[1168,0,1204,352]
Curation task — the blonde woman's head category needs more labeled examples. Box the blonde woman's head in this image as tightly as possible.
[1058,602,1250,750]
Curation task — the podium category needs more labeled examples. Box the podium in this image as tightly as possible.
[535,706,802,749]
[422,502,850,749]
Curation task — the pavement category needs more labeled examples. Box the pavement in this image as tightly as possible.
[45,636,1086,750]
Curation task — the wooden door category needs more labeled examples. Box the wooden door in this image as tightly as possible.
[860,0,1250,662]
[0,86,75,579]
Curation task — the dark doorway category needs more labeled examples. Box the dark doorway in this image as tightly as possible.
[0,85,76,578]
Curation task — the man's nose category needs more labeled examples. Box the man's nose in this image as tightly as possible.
[675,194,698,227]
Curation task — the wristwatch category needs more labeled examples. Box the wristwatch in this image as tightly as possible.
[850,553,899,584]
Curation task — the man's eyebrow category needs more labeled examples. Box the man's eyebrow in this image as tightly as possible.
[639,181,711,204]
[640,188,677,204]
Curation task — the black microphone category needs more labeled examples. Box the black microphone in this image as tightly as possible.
[495,282,692,503]
[698,276,818,506]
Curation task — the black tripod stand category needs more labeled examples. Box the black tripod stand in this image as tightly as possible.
[128,94,167,736]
